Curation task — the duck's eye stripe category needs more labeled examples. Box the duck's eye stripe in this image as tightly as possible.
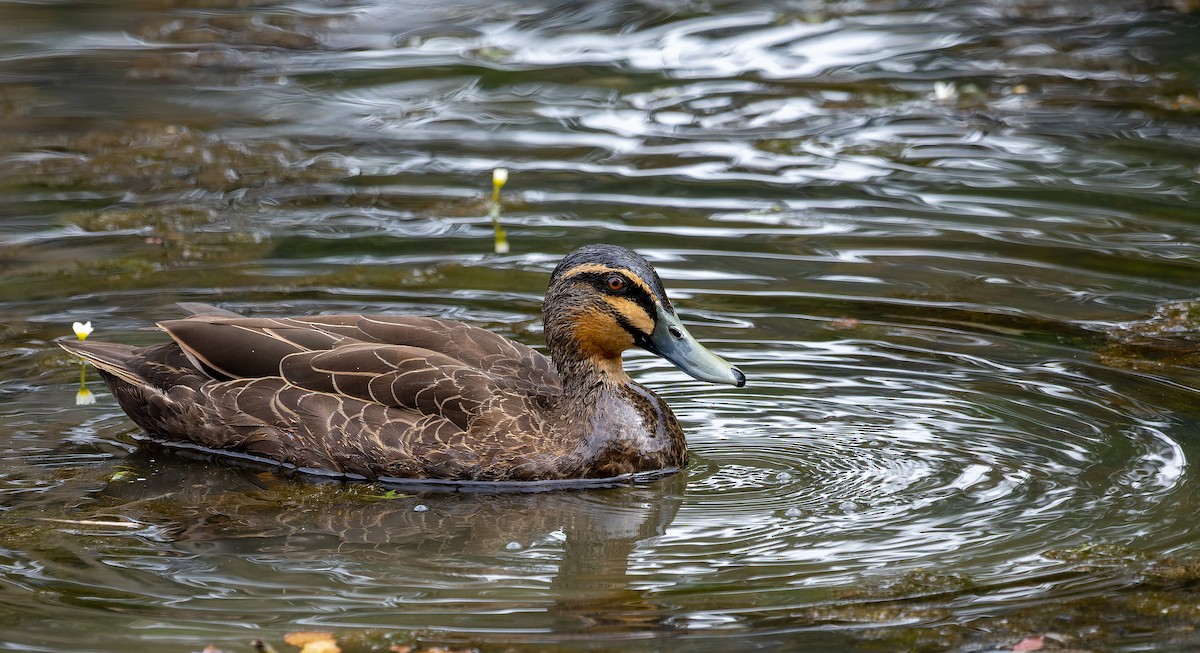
[603,296,655,336]
[560,264,657,299]
[573,272,657,318]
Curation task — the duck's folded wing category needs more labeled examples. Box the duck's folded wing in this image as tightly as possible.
[278,343,518,431]
[349,316,560,392]
[161,314,560,394]
[160,316,364,379]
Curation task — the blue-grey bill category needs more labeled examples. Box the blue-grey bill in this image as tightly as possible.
[644,305,746,387]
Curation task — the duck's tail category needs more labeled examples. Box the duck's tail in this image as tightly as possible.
[59,303,238,384]
[59,339,145,387]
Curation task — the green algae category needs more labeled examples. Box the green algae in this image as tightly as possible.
[0,124,345,195]
[132,12,329,50]
[1045,542,1151,565]
[1097,299,1200,371]
[64,205,219,234]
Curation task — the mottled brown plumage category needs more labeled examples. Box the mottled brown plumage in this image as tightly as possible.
[60,244,745,483]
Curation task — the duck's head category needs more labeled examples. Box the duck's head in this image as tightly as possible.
[543,244,745,388]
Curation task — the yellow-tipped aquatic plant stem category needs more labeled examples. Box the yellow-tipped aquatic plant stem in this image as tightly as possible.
[490,167,509,254]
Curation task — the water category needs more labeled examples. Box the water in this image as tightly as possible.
[3,1,1200,651]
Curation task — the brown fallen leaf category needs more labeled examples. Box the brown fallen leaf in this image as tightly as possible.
[283,632,340,653]
[1012,636,1044,652]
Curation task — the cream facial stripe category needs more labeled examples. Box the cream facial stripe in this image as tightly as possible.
[602,296,655,335]
[560,263,657,299]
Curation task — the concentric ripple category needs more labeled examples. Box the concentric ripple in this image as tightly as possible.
[642,334,1188,595]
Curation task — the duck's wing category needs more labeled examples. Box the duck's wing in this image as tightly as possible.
[278,343,539,432]
[348,316,560,393]
[176,302,244,318]
[159,315,364,380]
[157,314,558,427]
[161,314,561,394]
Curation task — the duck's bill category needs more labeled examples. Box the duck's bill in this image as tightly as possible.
[641,305,746,387]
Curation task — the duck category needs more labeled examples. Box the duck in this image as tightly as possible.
[60,244,745,484]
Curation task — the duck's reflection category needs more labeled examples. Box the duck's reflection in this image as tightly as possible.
[101,448,686,634]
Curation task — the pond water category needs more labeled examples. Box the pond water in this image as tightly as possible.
[4,1,1200,651]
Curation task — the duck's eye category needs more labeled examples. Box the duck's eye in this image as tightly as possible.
[606,275,626,292]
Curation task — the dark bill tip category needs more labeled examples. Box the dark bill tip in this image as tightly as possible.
[646,305,746,388]
[732,366,746,388]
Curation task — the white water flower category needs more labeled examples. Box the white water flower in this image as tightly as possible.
[933,81,958,102]
[492,167,509,187]
[72,321,94,340]
[76,386,96,406]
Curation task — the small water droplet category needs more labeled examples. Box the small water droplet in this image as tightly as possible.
[505,541,522,551]
[784,507,802,518]
[839,501,858,513]
[776,471,793,482]
[413,504,428,512]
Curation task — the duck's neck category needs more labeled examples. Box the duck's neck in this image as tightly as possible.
[552,350,631,402]
[542,289,633,402]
